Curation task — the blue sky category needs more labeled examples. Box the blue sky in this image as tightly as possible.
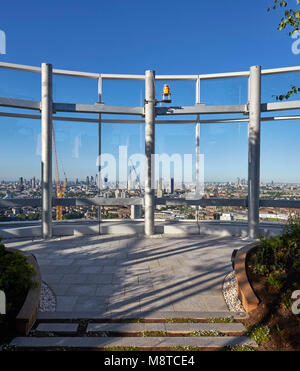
[0,0,300,183]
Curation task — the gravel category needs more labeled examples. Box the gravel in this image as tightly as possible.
[39,282,56,312]
[223,270,245,313]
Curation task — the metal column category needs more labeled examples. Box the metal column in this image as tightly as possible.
[97,77,102,235]
[195,76,200,224]
[248,65,261,239]
[41,63,53,239]
[144,70,155,236]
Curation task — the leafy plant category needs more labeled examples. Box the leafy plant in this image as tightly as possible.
[265,272,287,289]
[268,0,300,36]
[191,329,221,337]
[103,346,139,351]
[172,346,201,351]
[226,345,255,351]
[141,330,167,337]
[281,291,294,309]
[252,263,269,276]
[253,215,300,277]
[207,317,235,323]
[274,324,284,338]
[0,237,37,316]
[165,318,198,323]
[248,325,271,345]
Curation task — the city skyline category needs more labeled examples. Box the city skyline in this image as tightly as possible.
[1,175,300,186]
[1,1,300,183]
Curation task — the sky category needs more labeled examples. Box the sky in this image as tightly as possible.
[0,0,300,183]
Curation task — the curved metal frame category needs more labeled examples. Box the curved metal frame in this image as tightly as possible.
[1,62,300,239]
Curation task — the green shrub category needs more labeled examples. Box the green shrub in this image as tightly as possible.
[191,329,221,337]
[0,237,37,316]
[207,317,235,323]
[281,290,294,309]
[226,345,255,351]
[253,215,300,277]
[252,263,269,276]
[265,272,287,289]
[248,325,271,345]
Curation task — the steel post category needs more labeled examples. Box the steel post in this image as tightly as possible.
[144,70,155,235]
[248,65,261,239]
[195,77,200,223]
[97,76,102,234]
[41,63,53,239]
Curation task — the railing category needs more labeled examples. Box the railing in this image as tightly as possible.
[1,197,299,209]
[1,61,300,238]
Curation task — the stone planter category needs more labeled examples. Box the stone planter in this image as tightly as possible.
[6,248,41,335]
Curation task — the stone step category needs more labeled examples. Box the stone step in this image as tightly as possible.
[35,323,79,333]
[9,336,257,350]
[37,311,248,321]
[86,322,247,335]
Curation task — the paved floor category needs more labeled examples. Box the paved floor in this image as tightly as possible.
[4,235,250,315]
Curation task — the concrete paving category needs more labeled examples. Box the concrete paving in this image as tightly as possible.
[4,234,252,316]
[35,323,79,333]
[9,335,257,349]
[86,322,246,334]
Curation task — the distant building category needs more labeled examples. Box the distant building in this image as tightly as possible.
[31,177,36,189]
[131,205,142,219]
[157,188,163,198]
[159,177,163,191]
[220,213,234,221]
[170,177,174,194]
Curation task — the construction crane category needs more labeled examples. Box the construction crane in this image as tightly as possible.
[129,159,142,195]
[52,126,67,220]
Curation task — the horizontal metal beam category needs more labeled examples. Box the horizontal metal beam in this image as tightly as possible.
[0,97,41,110]
[261,65,300,76]
[53,69,99,79]
[0,62,100,79]
[0,197,143,207]
[2,109,300,126]
[0,199,42,207]
[198,71,249,80]
[259,199,300,208]
[156,197,247,207]
[1,197,300,209]
[261,100,300,112]
[53,102,144,115]
[0,61,42,74]
[75,197,143,206]
[156,104,248,115]
[1,61,300,81]
[155,75,198,81]
[100,73,145,80]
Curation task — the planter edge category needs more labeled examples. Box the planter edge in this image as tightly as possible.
[233,241,260,313]
[6,247,41,335]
